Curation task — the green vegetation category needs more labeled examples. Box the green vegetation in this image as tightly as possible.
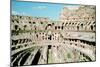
[48,50,53,63]
[67,53,71,58]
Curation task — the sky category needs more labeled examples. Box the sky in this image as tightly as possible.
[12,0,80,20]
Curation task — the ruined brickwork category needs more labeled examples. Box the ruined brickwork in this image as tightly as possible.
[11,5,96,66]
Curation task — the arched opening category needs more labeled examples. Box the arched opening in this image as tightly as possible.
[93,21,95,24]
[16,20,19,23]
[45,24,52,30]
[15,25,18,30]
[61,26,63,30]
[65,22,68,26]
[77,26,79,30]
[40,22,43,24]
[12,20,14,23]
[90,25,93,30]
[55,26,57,30]
[58,26,60,29]
[69,23,71,25]
[12,47,16,50]
[81,24,83,28]
[24,25,27,30]
[52,23,54,25]
[33,22,36,24]
[48,35,52,40]
[36,34,38,38]
[23,39,26,43]
[29,21,31,24]
[48,45,51,49]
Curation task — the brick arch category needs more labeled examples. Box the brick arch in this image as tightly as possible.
[45,24,52,30]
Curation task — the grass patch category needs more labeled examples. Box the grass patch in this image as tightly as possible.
[67,53,71,59]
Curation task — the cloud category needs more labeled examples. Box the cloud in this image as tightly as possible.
[33,6,47,10]
[64,5,80,10]
[12,11,27,15]
[12,11,19,15]
[38,6,47,9]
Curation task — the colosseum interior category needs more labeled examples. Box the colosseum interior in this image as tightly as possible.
[11,5,96,66]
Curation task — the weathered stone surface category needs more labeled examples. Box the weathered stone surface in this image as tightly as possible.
[11,5,96,66]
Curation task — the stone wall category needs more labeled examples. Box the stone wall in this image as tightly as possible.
[11,5,96,66]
